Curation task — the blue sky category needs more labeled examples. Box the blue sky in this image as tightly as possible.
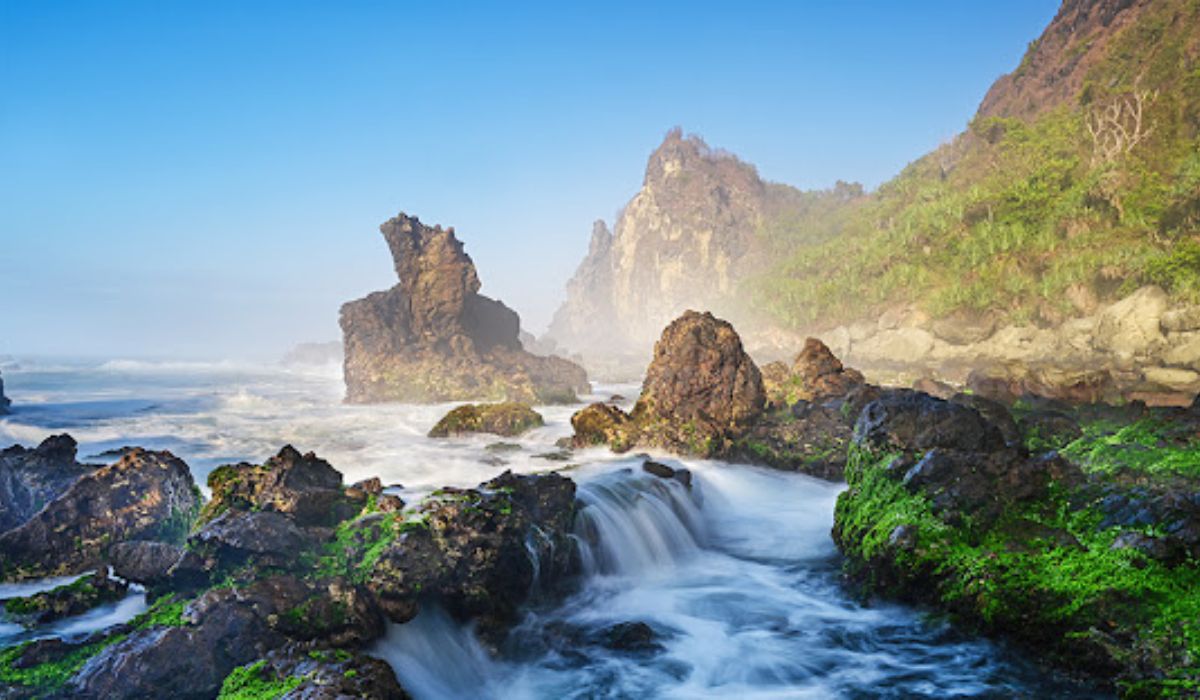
[0,1,1058,359]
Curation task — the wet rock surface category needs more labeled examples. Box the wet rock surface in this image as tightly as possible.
[0,447,200,580]
[1,572,127,626]
[340,213,588,404]
[0,435,95,533]
[428,402,545,438]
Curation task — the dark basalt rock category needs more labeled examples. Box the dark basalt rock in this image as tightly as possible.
[109,540,186,587]
[428,402,545,438]
[367,470,578,637]
[69,576,302,700]
[188,510,313,573]
[732,403,854,480]
[0,435,95,533]
[0,448,200,580]
[200,445,363,528]
[340,213,588,404]
[223,642,410,700]
[853,389,1007,454]
[597,621,662,653]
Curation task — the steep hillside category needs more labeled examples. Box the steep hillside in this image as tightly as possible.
[754,0,1200,330]
[549,0,1199,378]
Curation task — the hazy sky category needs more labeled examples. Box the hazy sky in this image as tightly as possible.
[1,1,1058,359]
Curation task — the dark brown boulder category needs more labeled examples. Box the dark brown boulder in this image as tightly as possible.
[0,434,95,533]
[853,389,1007,454]
[627,310,765,455]
[0,448,201,580]
[110,540,186,587]
[340,213,588,404]
[791,337,865,401]
[570,402,635,450]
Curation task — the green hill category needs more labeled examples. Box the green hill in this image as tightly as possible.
[752,0,1200,331]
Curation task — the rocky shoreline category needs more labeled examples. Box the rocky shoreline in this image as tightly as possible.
[2,309,1198,697]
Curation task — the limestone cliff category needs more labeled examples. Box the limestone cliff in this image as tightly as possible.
[546,128,860,367]
[340,213,588,403]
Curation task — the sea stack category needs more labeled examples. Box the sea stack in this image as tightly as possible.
[0,370,9,414]
[339,213,589,403]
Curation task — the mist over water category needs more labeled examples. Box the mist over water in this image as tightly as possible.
[0,358,1103,697]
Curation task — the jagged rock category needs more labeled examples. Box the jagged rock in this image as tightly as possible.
[340,213,588,404]
[790,337,865,401]
[200,446,362,528]
[1093,285,1169,358]
[626,310,765,455]
[733,402,854,479]
[0,448,200,580]
[428,402,544,438]
[221,642,410,700]
[854,390,1007,454]
[367,471,577,636]
[110,540,186,587]
[188,510,313,573]
[0,370,9,415]
[1,572,127,626]
[0,434,95,532]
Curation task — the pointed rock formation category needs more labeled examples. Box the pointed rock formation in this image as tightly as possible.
[570,310,765,456]
[340,213,588,403]
[0,370,10,414]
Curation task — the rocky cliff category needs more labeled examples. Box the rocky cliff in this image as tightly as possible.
[341,213,588,403]
[545,129,858,365]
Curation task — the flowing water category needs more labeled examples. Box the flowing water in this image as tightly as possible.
[0,357,1105,697]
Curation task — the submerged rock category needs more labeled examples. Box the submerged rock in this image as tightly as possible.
[0,448,200,580]
[1,572,127,626]
[428,402,544,438]
[340,213,588,404]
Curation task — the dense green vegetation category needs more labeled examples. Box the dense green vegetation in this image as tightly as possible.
[752,0,1200,330]
[0,634,126,696]
[216,660,304,700]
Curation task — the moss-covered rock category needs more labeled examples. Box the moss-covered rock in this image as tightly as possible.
[428,402,545,438]
[833,393,1200,697]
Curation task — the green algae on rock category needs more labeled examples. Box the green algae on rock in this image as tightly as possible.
[428,402,545,438]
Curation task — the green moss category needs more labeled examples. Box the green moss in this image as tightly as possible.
[1061,417,1200,479]
[131,594,188,629]
[216,660,304,700]
[0,634,127,694]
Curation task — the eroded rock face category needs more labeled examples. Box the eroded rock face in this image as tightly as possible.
[224,642,411,700]
[0,448,200,579]
[0,435,94,532]
[367,470,578,636]
[629,310,765,454]
[341,213,588,404]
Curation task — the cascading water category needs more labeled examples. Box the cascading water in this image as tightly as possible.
[378,461,1104,699]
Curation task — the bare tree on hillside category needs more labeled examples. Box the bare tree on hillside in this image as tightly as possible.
[1086,80,1158,167]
